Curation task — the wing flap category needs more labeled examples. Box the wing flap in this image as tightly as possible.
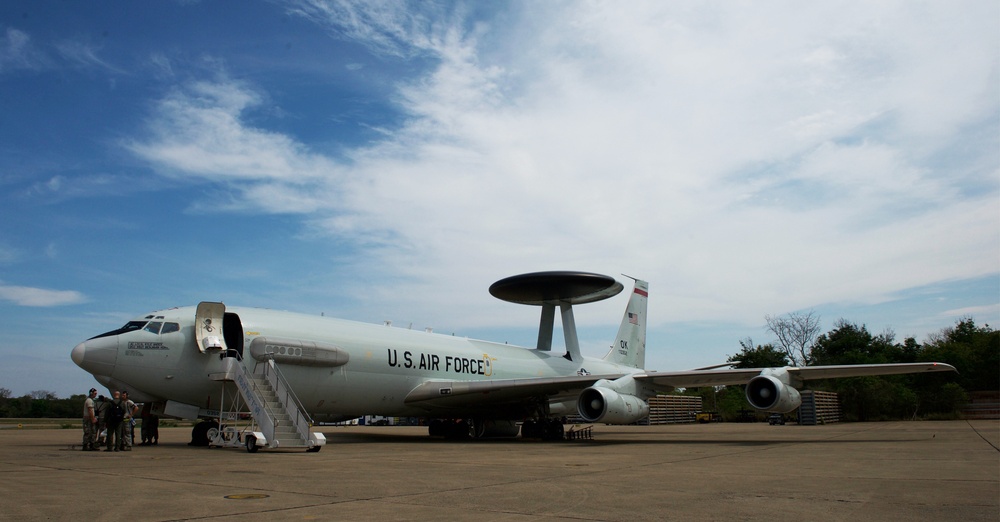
[787,362,957,380]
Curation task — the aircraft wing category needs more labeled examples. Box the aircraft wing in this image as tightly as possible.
[635,362,957,389]
[401,362,955,413]
[403,373,625,410]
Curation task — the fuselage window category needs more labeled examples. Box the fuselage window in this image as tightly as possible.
[143,322,163,334]
[160,322,180,334]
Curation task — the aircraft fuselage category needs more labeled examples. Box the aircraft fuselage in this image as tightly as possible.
[72,305,633,421]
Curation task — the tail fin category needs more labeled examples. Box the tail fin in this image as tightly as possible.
[603,278,648,369]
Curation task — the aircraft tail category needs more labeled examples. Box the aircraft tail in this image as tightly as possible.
[603,278,648,369]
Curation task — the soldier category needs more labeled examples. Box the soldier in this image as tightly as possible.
[120,391,138,450]
[95,394,110,447]
[81,388,98,451]
[105,390,123,451]
[139,403,160,445]
[140,403,151,445]
[148,411,159,445]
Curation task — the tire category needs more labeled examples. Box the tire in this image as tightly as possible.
[205,425,221,445]
[189,421,218,446]
[245,434,259,453]
[549,420,565,441]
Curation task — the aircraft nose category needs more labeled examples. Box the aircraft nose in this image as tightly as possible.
[71,342,86,366]
[71,337,118,376]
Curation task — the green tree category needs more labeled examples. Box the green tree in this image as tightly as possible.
[728,339,790,368]
[811,320,930,420]
[811,320,870,365]
[922,318,999,392]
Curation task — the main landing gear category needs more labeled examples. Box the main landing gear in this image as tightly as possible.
[520,419,565,441]
[427,418,565,441]
[188,420,219,446]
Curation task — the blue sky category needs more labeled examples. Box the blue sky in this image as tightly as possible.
[1,1,997,398]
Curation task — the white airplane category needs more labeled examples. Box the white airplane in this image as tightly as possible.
[71,271,956,450]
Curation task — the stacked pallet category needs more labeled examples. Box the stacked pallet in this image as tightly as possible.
[961,391,1000,420]
[647,395,703,425]
[799,390,840,425]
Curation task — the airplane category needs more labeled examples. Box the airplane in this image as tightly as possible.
[71,271,956,450]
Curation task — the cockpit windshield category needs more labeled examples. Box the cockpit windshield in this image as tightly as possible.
[143,322,163,334]
[88,320,148,340]
[88,319,181,339]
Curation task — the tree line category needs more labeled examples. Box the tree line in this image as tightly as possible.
[0,388,84,419]
[693,315,998,422]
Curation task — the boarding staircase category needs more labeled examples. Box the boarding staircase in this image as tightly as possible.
[211,355,325,452]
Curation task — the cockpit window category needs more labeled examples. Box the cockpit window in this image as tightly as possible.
[143,322,163,334]
[88,320,148,340]
[160,322,180,334]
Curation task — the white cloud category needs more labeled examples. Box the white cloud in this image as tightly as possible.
[54,40,124,73]
[127,79,345,214]
[0,284,86,307]
[942,303,1000,321]
[0,27,51,72]
[131,2,999,329]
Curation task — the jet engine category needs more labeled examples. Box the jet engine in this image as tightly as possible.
[577,386,649,424]
[745,374,802,413]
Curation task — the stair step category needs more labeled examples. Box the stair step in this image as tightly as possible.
[229,360,315,446]
[275,438,304,444]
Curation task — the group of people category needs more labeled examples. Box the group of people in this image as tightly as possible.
[81,388,160,451]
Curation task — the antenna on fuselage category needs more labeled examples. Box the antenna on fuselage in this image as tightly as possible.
[488,271,624,362]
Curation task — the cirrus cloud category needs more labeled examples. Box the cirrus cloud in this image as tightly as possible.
[0,283,86,307]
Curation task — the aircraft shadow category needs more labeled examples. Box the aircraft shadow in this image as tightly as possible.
[317,430,913,447]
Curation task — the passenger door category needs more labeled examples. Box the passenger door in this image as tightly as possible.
[195,301,228,353]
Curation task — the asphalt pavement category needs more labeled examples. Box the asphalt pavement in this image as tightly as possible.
[0,420,996,521]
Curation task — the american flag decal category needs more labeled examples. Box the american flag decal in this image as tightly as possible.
[628,312,638,325]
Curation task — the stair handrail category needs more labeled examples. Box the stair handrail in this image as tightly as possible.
[229,356,278,443]
[259,355,314,442]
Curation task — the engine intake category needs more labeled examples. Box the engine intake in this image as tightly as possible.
[577,386,649,424]
[746,375,802,413]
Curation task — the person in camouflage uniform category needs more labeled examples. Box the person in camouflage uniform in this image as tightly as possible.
[81,388,98,451]
[94,394,110,446]
[106,390,123,451]
[120,391,138,451]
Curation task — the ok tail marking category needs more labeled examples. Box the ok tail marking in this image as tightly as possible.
[604,278,648,369]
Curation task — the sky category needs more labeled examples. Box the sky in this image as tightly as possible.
[1,1,997,399]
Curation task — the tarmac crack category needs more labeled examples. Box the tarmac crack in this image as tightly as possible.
[966,419,1000,452]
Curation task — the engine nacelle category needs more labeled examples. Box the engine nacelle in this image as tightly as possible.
[577,386,649,424]
[745,374,802,413]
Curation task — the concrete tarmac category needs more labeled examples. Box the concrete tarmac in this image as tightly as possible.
[0,420,997,521]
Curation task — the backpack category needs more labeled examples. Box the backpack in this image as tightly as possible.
[108,400,125,425]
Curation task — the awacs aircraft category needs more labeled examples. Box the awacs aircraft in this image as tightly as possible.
[72,271,955,450]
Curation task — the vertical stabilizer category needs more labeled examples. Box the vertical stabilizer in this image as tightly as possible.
[603,279,648,369]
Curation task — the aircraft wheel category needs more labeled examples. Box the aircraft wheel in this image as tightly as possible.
[205,425,221,445]
[471,418,487,439]
[521,420,539,439]
[189,421,218,446]
[428,419,445,437]
[245,434,259,453]
[545,420,565,441]
[446,420,472,440]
